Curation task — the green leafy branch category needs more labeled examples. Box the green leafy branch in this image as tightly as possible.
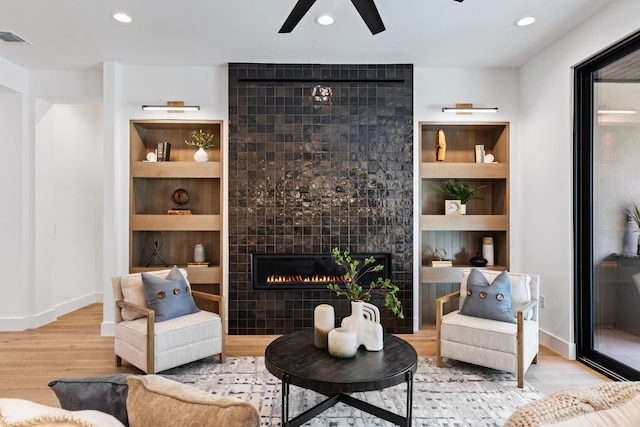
[327,247,404,319]
[185,129,215,149]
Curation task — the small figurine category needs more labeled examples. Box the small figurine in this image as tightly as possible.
[436,129,446,161]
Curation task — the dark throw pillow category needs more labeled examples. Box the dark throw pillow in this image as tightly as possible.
[459,268,516,323]
[141,265,199,322]
[48,374,131,426]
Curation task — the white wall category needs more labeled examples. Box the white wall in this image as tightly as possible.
[518,0,640,357]
[0,64,105,330]
[35,103,104,310]
[0,91,29,323]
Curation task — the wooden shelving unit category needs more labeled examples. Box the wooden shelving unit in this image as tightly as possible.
[419,122,510,323]
[129,119,223,295]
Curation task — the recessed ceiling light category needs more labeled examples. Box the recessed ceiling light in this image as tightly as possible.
[315,15,335,26]
[515,16,536,27]
[112,12,132,23]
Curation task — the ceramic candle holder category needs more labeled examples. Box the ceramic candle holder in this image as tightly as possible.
[314,304,334,349]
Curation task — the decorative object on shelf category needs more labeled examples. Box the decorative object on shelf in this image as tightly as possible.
[432,248,452,267]
[484,153,496,163]
[469,253,488,267]
[194,244,205,263]
[146,151,157,162]
[327,247,404,319]
[433,248,447,261]
[156,142,171,161]
[475,145,485,163]
[327,327,358,358]
[314,304,335,349]
[144,232,169,267]
[445,199,462,215]
[482,237,495,266]
[437,178,486,215]
[168,188,191,215]
[436,129,446,161]
[185,129,215,162]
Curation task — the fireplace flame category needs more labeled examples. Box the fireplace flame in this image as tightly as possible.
[266,274,346,285]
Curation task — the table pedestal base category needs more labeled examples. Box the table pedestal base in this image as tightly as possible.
[281,371,413,427]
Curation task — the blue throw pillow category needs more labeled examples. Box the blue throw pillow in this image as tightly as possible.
[459,268,516,323]
[141,266,200,322]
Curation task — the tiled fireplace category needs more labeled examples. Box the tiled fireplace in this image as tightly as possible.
[228,63,413,335]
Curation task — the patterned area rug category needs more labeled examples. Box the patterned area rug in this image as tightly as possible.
[161,356,543,426]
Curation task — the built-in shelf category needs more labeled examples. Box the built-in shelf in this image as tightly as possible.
[419,121,510,326]
[129,119,224,296]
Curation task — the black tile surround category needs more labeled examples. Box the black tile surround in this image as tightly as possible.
[228,63,413,334]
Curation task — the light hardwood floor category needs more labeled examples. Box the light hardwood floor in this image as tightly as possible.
[0,303,609,407]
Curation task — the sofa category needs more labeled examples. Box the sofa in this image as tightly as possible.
[0,374,259,427]
[505,381,640,426]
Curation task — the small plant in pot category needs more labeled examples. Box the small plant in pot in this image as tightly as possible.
[185,129,215,162]
[437,178,485,214]
[327,247,404,319]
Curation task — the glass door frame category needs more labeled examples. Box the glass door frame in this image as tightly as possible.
[574,30,640,381]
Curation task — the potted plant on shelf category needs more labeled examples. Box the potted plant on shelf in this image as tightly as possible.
[185,129,215,162]
[436,178,485,215]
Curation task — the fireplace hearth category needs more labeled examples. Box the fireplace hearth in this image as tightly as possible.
[251,253,391,291]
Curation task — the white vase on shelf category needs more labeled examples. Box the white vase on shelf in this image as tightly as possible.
[194,147,209,162]
[340,300,384,351]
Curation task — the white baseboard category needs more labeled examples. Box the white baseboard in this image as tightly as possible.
[101,321,115,337]
[540,328,576,360]
[0,292,102,332]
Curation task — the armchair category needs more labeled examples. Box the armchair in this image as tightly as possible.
[112,268,225,374]
[436,268,539,388]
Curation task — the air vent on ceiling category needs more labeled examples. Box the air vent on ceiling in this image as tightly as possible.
[0,31,29,44]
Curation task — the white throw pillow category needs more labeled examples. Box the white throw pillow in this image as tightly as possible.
[0,398,125,427]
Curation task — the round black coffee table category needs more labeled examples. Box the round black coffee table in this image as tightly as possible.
[265,328,417,427]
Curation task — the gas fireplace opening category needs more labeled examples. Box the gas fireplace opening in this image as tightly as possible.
[251,253,392,291]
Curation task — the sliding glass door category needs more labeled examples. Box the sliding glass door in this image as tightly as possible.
[575,30,640,380]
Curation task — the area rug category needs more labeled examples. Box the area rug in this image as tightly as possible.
[162,356,543,426]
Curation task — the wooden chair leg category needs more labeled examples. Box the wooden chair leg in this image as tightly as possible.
[517,372,524,389]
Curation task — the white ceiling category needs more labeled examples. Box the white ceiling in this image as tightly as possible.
[0,0,614,71]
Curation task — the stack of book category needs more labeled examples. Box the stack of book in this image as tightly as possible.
[157,142,171,161]
[432,260,453,268]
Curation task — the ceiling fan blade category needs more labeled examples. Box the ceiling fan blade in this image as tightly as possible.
[350,0,385,35]
[279,0,318,33]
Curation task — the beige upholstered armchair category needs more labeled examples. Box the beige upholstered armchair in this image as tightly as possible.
[436,268,539,388]
[112,267,225,374]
